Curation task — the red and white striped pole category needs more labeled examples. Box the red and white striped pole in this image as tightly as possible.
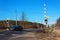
[44,0,48,28]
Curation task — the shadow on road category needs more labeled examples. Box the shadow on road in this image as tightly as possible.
[0,29,39,34]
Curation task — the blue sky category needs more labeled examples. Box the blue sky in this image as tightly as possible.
[0,0,60,25]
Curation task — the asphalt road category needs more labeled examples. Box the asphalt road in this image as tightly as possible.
[0,29,41,40]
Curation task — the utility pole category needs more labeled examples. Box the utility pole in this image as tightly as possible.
[15,10,18,26]
[22,11,25,28]
[22,12,25,21]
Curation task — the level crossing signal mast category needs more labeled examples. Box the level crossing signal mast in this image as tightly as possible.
[44,0,51,32]
[44,0,49,28]
[44,0,53,32]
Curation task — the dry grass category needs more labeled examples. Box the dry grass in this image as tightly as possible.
[34,29,60,40]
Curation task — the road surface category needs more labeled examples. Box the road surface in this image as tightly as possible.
[0,29,60,40]
[0,29,40,40]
